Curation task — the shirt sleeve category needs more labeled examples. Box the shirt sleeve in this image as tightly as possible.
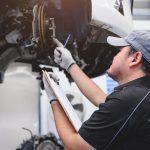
[78,96,129,150]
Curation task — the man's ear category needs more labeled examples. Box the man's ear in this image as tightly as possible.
[129,51,143,67]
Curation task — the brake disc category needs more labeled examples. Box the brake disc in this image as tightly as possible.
[32,0,55,52]
[38,0,46,49]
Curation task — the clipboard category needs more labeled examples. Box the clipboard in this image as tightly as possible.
[43,70,82,132]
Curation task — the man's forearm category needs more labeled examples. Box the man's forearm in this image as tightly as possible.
[51,101,92,150]
[51,101,76,138]
[68,64,107,106]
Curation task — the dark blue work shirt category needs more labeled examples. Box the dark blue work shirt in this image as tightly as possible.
[79,76,150,150]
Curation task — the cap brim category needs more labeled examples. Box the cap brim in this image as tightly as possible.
[107,36,130,47]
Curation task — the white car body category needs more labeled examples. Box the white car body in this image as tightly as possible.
[91,0,134,37]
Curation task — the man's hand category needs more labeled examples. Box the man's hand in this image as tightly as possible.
[43,72,59,104]
[53,38,76,71]
[54,47,76,71]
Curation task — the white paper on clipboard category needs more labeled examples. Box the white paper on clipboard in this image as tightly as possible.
[43,71,82,132]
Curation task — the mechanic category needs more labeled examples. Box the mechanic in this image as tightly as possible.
[43,30,150,150]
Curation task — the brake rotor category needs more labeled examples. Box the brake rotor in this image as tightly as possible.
[37,0,56,54]
[38,0,47,50]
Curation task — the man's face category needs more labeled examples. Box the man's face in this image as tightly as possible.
[107,46,131,81]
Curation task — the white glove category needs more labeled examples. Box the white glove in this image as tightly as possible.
[54,47,76,71]
[42,72,59,104]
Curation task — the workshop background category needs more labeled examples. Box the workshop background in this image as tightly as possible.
[0,0,150,149]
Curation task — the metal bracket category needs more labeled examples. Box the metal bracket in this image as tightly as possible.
[48,18,56,38]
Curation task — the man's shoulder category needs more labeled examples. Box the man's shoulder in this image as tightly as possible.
[109,76,150,101]
[108,84,149,101]
[104,85,150,114]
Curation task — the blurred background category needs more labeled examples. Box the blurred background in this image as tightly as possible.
[0,0,149,149]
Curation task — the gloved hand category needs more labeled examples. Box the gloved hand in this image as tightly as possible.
[54,47,76,71]
[43,72,59,104]
[53,38,76,71]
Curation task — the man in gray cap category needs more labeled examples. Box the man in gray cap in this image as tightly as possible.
[43,30,150,150]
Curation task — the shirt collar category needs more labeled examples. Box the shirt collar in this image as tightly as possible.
[114,76,150,91]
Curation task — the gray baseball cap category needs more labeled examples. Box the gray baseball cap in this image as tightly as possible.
[107,30,150,63]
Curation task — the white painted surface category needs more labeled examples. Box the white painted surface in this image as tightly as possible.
[91,0,134,37]
[40,90,50,135]
[133,20,150,30]
[0,63,39,150]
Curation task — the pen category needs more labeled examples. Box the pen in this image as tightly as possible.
[64,34,71,47]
